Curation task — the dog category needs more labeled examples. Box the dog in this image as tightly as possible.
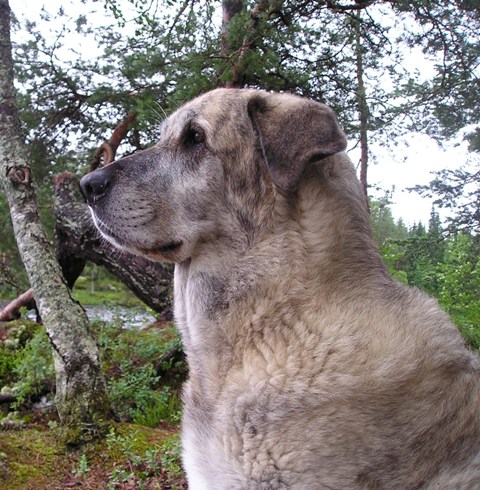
[80,88,480,489]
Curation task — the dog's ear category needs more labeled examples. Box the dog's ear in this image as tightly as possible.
[247,92,347,191]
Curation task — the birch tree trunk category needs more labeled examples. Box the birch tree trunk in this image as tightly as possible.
[0,0,111,444]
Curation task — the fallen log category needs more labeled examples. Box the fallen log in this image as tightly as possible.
[0,289,37,322]
[0,290,30,321]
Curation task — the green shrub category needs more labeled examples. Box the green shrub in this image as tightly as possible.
[0,346,20,387]
[1,314,186,427]
[132,388,182,427]
[11,328,54,408]
[107,361,161,421]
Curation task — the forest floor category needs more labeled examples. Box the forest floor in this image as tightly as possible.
[0,269,188,489]
[0,411,187,489]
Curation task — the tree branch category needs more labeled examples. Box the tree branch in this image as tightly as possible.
[89,111,137,171]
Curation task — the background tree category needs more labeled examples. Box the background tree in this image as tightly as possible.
[369,199,480,348]
[395,0,480,151]
[413,158,480,234]
[0,0,111,444]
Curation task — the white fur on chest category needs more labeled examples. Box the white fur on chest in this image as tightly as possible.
[174,260,356,488]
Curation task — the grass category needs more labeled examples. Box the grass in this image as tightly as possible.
[72,267,146,308]
[0,419,186,489]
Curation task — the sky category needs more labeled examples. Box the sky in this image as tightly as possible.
[366,135,470,226]
[12,0,471,228]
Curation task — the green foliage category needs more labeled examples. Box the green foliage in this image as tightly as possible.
[107,362,162,422]
[10,328,54,408]
[105,427,183,489]
[394,1,480,149]
[131,387,182,427]
[0,347,20,387]
[372,202,480,351]
[0,315,185,428]
[158,435,183,480]
[414,158,480,234]
[97,319,186,424]
[0,321,40,390]
[98,319,184,425]
[370,193,409,245]
[435,233,480,346]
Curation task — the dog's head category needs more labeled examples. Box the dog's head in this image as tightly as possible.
[80,89,347,263]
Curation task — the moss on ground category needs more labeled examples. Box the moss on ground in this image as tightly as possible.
[0,419,185,489]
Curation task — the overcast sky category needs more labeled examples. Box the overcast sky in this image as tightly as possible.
[12,0,471,228]
[365,135,469,226]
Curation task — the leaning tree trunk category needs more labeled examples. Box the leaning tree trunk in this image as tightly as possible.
[0,0,111,444]
[221,0,271,88]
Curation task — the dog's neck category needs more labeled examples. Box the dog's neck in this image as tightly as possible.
[174,153,388,390]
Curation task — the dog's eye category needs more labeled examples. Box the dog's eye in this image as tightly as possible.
[185,127,206,147]
[193,129,205,144]
[185,128,205,146]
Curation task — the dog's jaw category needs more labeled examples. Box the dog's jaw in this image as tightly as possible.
[89,207,188,263]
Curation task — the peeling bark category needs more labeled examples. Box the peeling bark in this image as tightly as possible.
[0,0,111,444]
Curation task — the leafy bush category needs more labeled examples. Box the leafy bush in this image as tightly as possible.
[96,319,185,425]
[1,315,186,428]
[107,361,161,421]
[0,346,20,387]
[10,327,54,408]
[132,388,182,427]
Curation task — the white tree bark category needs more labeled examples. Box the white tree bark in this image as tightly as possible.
[0,0,110,444]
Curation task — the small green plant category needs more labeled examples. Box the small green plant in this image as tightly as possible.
[72,453,90,478]
[106,427,139,455]
[108,465,136,489]
[159,435,183,480]
[105,427,184,489]
[11,328,54,408]
[132,387,182,427]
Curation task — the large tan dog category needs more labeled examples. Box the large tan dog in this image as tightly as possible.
[80,89,480,489]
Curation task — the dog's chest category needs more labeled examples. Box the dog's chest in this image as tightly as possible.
[181,371,315,489]
[176,291,346,487]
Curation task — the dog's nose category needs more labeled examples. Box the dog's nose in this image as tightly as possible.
[80,171,111,205]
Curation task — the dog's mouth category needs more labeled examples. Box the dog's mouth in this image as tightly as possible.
[91,213,184,260]
[139,240,184,260]
[153,241,183,255]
